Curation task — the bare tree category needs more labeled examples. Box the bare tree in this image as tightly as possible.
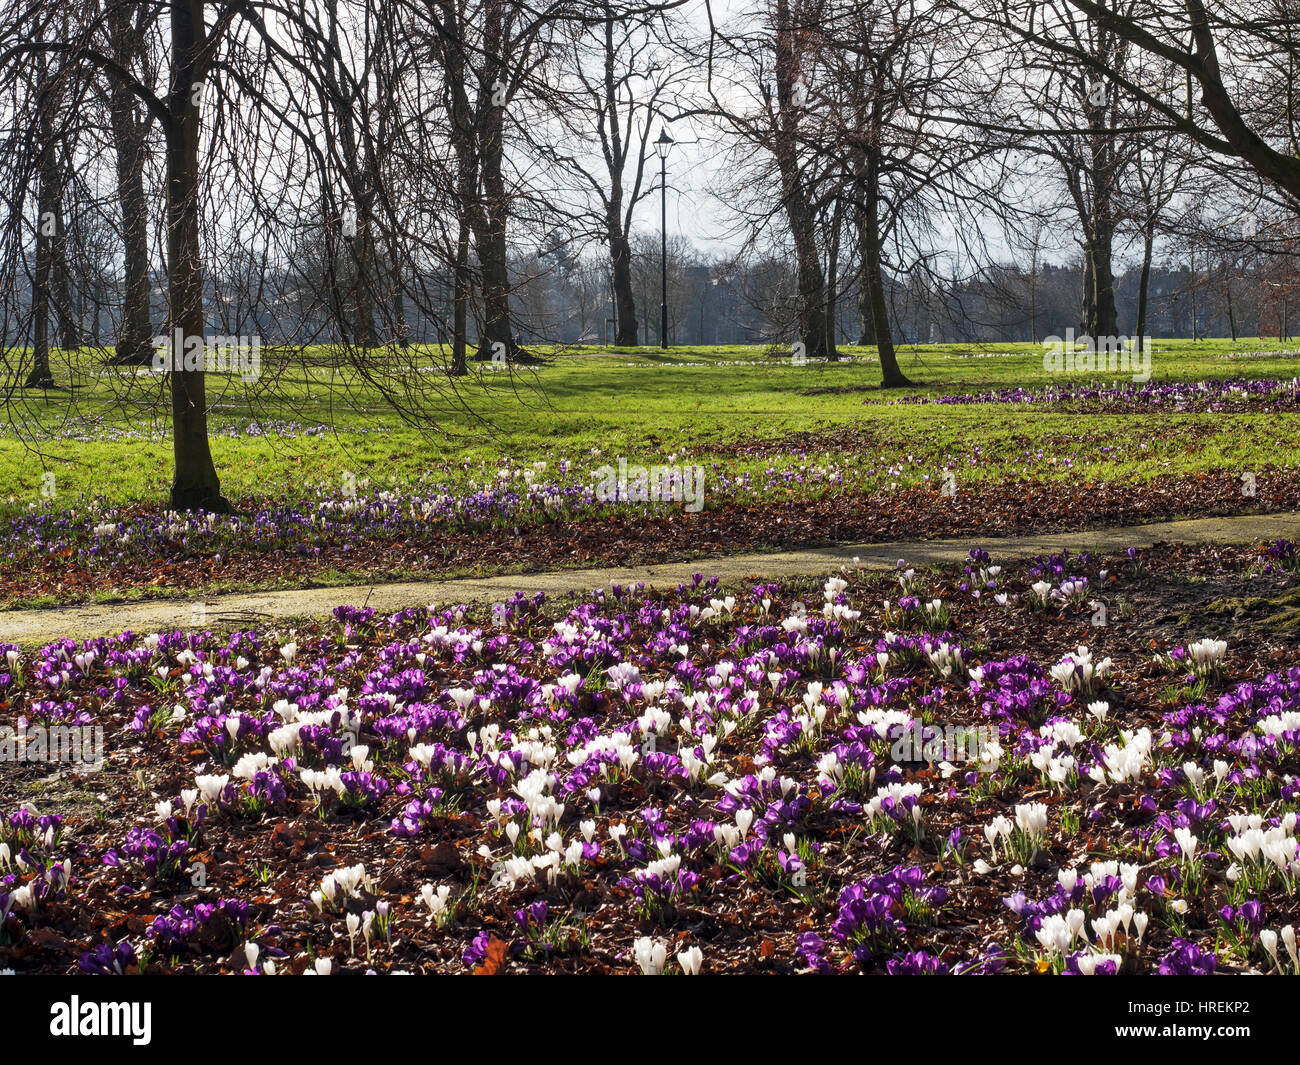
[103,0,157,365]
[697,0,834,358]
[976,1,1300,210]
[546,4,679,346]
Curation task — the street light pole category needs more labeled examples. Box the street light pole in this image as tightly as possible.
[655,127,673,350]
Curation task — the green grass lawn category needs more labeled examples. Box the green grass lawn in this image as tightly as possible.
[3,337,1300,514]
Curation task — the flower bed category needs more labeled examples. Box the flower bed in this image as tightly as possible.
[1,541,1299,974]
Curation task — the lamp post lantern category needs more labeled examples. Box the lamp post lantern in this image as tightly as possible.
[655,127,673,349]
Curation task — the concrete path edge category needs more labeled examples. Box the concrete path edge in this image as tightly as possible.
[4,511,1298,646]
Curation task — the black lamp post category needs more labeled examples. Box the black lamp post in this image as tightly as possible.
[655,127,673,349]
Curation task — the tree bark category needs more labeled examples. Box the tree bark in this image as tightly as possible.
[50,191,77,350]
[24,70,58,389]
[854,208,876,346]
[601,12,638,347]
[473,105,519,360]
[609,222,637,346]
[323,0,377,350]
[824,199,841,360]
[1225,271,1237,341]
[858,156,910,387]
[25,165,56,388]
[772,0,828,357]
[1135,224,1154,341]
[452,219,469,376]
[1086,182,1118,336]
[350,185,379,349]
[385,231,409,348]
[1087,232,1118,337]
[107,2,154,365]
[471,0,527,362]
[166,0,229,513]
[1080,251,1094,335]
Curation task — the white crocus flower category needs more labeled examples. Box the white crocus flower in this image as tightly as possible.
[1186,637,1227,675]
[1034,914,1071,956]
[1282,926,1299,971]
[1261,930,1280,970]
[195,774,229,805]
[422,884,453,918]
[735,809,754,837]
[634,937,667,975]
[1015,803,1048,838]
[1133,912,1149,944]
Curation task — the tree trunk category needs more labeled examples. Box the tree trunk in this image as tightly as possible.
[166,0,229,514]
[1088,236,1118,337]
[471,2,528,363]
[859,160,910,387]
[349,224,378,349]
[1088,207,1119,337]
[474,123,520,361]
[350,169,379,349]
[392,288,409,348]
[1080,250,1094,335]
[451,219,469,376]
[772,0,828,357]
[1225,270,1237,341]
[1083,86,1119,339]
[855,208,876,345]
[824,201,841,360]
[1028,235,1039,342]
[24,81,58,389]
[600,11,638,348]
[786,201,828,357]
[609,223,637,346]
[107,4,154,365]
[328,215,350,347]
[50,195,77,351]
[1135,225,1154,341]
[322,0,378,351]
[387,233,409,348]
[25,173,55,388]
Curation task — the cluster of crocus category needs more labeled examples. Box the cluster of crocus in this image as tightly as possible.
[1186,637,1229,678]
[79,940,136,975]
[1049,646,1112,698]
[102,825,191,881]
[3,540,1299,975]
[147,899,250,952]
[830,866,946,967]
[1157,938,1218,975]
[892,375,1300,411]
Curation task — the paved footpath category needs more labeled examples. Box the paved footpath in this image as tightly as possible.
[4,511,1298,646]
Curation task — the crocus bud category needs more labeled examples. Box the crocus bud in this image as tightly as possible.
[1261,929,1279,965]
